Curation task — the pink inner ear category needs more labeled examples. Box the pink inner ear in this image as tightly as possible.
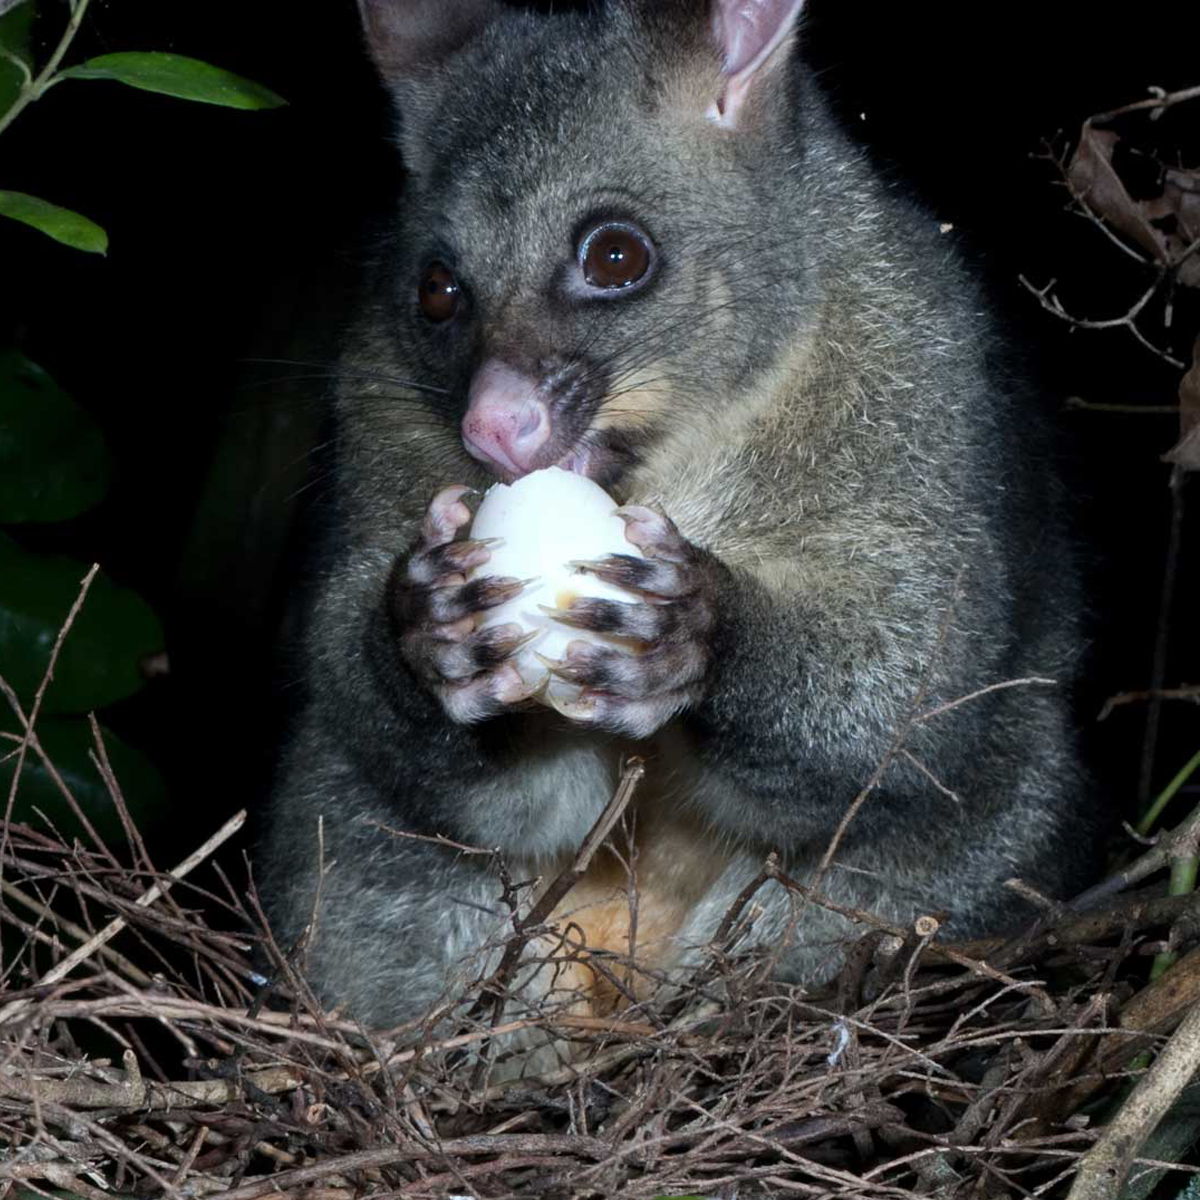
[713,0,806,79]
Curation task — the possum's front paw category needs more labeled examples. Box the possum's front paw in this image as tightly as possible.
[391,485,537,724]
[543,505,720,738]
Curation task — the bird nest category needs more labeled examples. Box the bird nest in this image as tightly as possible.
[4,751,1200,1200]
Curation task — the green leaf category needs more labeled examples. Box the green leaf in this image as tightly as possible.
[0,190,108,254]
[60,52,287,110]
[0,350,113,522]
[0,533,164,715]
[1,716,166,844]
[0,1,36,120]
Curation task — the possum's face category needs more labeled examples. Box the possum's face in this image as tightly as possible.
[367,0,812,489]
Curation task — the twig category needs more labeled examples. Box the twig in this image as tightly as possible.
[0,1161,112,1200]
[1099,685,1200,721]
[87,712,161,887]
[0,878,152,986]
[1137,465,1189,812]
[899,748,961,804]
[1019,274,1184,368]
[0,1058,304,1110]
[0,0,95,137]
[171,1126,209,1189]
[1139,748,1200,838]
[471,756,646,1025]
[0,809,246,1025]
[806,573,969,902]
[201,1134,613,1200]
[1065,398,1182,416]
[1088,84,1200,127]
[915,677,1057,725]
[1067,996,1200,1200]
[2,565,105,859]
[1069,798,1200,912]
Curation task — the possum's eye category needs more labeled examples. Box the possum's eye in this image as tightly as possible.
[418,262,461,322]
[579,222,654,291]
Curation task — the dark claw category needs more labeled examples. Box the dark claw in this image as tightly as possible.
[537,601,612,632]
[552,637,708,700]
[395,486,541,724]
[422,574,533,625]
[470,624,540,670]
[463,574,538,610]
[447,536,502,553]
[543,597,673,640]
[422,536,502,578]
[567,554,659,592]
[532,650,580,682]
[579,689,693,738]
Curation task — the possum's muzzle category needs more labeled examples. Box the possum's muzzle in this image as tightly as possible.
[460,356,605,481]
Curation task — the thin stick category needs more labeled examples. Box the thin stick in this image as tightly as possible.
[0,878,152,986]
[202,1134,612,1200]
[0,1060,303,1110]
[475,756,646,1009]
[1088,83,1200,127]
[1098,685,1200,722]
[915,677,1057,725]
[806,574,968,900]
[0,809,246,1025]
[1137,465,1188,811]
[1067,995,1200,1200]
[2,564,105,855]
[1067,798,1200,913]
[0,0,95,137]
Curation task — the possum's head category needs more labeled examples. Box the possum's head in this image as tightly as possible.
[358,0,818,488]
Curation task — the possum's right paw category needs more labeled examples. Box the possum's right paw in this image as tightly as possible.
[390,485,537,724]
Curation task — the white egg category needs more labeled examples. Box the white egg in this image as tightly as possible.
[467,466,643,712]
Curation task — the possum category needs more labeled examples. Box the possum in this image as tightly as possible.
[258,0,1096,1037]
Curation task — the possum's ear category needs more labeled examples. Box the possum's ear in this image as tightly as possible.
[707,0,806,129]
[357,0,503,80]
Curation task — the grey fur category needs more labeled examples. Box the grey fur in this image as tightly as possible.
[258,0,1095,1034]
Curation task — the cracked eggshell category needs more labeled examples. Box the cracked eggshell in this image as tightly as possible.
[467,466,643,710]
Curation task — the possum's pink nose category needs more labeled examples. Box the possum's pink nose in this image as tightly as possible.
[461,360,552,479]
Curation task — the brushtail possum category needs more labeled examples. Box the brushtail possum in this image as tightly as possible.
[259,0,1095,1029]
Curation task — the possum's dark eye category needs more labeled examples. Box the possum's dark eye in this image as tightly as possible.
[579,222,654,291]
[418,262,461,322]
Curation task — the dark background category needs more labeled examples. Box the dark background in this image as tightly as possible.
[2,0,1197,857]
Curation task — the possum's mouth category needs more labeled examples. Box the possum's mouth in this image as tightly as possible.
[553,427,647,493]
[556,445,594,477]
[462,359,649,488]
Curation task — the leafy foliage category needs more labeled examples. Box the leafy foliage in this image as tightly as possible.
[0,1,35,117]
[0,533,163,715]
[0,0,284,845]
[59,51,287,110]
[0,189,108,252]
[0,350,113,520]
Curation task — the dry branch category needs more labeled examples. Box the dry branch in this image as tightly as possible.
[1069,997,1200,1200]
[0,808,246,1027]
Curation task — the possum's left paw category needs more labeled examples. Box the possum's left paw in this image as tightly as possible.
[542,505,721,738]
